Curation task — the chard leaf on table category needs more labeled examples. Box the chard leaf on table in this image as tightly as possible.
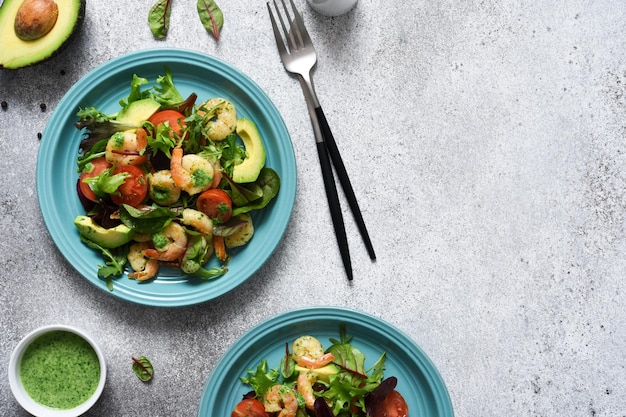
[132,356,155,381]
[148,0,173,39]
[197,0,224,40]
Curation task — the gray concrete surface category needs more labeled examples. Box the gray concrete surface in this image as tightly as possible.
[1,0,626,415]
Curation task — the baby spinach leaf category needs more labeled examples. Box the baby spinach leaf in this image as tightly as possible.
[226,176,263,207]
[132,356,154,382]
[119,204,177,234]
[231,168,281,216]
[197,0,224,41]
[148,0,173,39]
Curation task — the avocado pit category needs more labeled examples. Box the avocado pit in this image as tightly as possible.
[14,0,59,41]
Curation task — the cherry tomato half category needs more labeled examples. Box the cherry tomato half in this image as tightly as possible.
[78,157,112,202]
[370,390,409,417]
[197,189,233,223]
[231,398,268,417]
[148,110,187,138]
[110,165,148,208]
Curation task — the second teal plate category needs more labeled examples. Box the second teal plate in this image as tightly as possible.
[197,307,454,416]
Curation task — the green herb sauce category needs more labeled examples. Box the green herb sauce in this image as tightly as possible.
[19,330,100,410]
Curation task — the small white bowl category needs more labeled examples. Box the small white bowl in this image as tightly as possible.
[8,325,107,417]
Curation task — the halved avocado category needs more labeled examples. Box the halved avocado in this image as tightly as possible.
[0,0,85,69]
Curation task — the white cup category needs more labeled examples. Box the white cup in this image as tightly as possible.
[307,0,358,16]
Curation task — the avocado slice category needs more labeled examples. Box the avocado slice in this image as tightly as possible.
[232,118,267,183]
[74,215,135,249]
[0,0,85,69]
[295,363,340,383]
[117,98,161,125]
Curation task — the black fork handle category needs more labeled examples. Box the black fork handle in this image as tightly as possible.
[314,106,376,260]
[316,141,353,281]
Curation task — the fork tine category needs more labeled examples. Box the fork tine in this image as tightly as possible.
[285,0,305,49]
[267,2,288,57]
[289,0,309,47]
[276,0,299,52]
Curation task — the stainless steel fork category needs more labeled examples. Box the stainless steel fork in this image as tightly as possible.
[267,0,376,281]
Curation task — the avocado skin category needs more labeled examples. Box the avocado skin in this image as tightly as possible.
[0,0,86,69]
[74,215,135,249]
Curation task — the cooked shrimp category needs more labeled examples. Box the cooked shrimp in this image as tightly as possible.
[170,147,214,195]
[148,170,181,206]
[105,128,148,166]
[198,97,237,141]
[292,335,335,369]
[144,222,188,262]
[128,242,159,281]
[264,384,298,417]
[181,208,213,235]
[297,370,317,410]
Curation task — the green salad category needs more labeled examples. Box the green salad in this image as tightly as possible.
[73,67,280,289]
[231,325,409,417]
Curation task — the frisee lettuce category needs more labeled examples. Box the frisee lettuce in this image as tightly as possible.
[239,326,387,417]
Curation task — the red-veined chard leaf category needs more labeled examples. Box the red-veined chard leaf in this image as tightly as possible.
[314,397,335,417]
[280,342,295,379]
[365,376,397,416]
[148,0,173,39]
[132,356,154,382]
[197,0,224,40]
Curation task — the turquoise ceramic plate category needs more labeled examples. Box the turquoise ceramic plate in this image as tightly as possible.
[197,307,454,416]
[36,49,296,307]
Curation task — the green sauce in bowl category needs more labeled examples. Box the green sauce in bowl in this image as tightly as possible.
[19,330,101,410]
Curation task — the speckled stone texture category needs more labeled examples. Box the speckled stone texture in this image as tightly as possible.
[1,0,626,416]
